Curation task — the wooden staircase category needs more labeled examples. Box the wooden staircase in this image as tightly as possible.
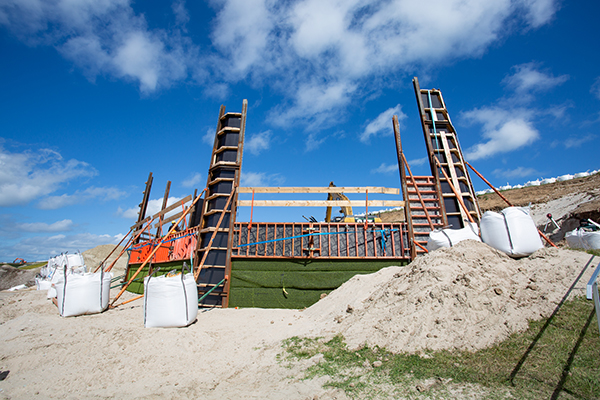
[405,175,444,255]
[393,115,444,258]
[194,100,247,307]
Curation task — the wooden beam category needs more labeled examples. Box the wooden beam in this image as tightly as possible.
[153,206,195,228]
[130,216,151,231]
[150,194,193,219]
[237,200,405,207]
[238,186,400,194]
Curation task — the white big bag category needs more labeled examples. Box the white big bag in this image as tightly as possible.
[55,270,112,317]
[480,207,543,257]
[427,222,481,251]
[143,269,198,328]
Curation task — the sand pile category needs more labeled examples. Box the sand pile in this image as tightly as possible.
[0,265,39,291]
[306,240,595,354]
[82,244,128,277]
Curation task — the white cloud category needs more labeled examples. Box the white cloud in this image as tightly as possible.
[463,107,539,160]
[361,105,404,143]
[118,206,140,220]
[172,0,190,30]
[502,62,568,96]
[202,127,215,145]
[0,0,198,93]
[269,80,357,130]
[0,232,122,261]
[518,0,557,28]
[371,163,398,174]
[16,219,74,233]
[0,145,97,207]
[493,167,540,179]
[240,171,285,187]
[211,0,558,126]
[407,157,428,167]
[210,0,274,78]
[246,130,272,155]
[38,186,127,210]
[182,172,202,188]
[119,196,184,221]
[563,134,597,149]
[591,77,600,100]
[0,0,559,125]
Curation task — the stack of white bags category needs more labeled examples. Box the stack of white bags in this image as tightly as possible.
[37,252,198,326]
[37,252,112,317]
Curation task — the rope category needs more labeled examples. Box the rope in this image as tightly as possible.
[127,232,197,251]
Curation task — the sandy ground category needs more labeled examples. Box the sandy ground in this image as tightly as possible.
[1,241,597,400]
[0,288,345,400]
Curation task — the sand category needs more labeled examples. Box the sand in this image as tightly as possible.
[82,245,128,277]
[305,241,596,353]
[0,241,597,399]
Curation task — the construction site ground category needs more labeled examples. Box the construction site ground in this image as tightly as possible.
[0,172,599,399]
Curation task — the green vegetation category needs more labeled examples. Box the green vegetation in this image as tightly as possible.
[19,262,47,270]
[586,249,600,257]
[280,297,600,399]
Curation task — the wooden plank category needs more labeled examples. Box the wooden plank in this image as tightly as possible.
[153,206,195,228]
[238,187,400,194]
[150,194,193,219]
[237,200,405,207]
[130,216,151,230]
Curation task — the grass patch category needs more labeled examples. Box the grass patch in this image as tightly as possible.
[281,296,600,399]
[586,249,600,257]
[19,262,47,270]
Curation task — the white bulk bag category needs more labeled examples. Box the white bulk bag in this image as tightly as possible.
[54,271,112,317]
[36,277,52,291]
[64,253,86,269]
[427,222,481,251]
[480,207,543,257]
[565,228,600,250]
[144,273,198,328]
[46,253,88,298]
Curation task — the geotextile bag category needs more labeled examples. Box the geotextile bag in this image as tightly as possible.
[427,222,480,251]
[480,207,543,257]
[55,270,112,317]
[143,271,198,328]
[565,228,600,250]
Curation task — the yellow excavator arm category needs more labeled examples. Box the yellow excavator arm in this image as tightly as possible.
[324,181,382,223]
[325,182,354,222]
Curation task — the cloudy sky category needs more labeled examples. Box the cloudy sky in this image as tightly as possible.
[1,0,598,261]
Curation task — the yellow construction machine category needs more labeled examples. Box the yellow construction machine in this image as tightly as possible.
[324,182,381,223]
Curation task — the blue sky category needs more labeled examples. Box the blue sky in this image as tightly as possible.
[1,0,599,262]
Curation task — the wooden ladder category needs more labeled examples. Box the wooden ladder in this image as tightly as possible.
[413,77,481,228]
[194,100,247,308]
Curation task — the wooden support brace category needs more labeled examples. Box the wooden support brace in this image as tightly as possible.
[433,156,475,224]
[111,192,205,307]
